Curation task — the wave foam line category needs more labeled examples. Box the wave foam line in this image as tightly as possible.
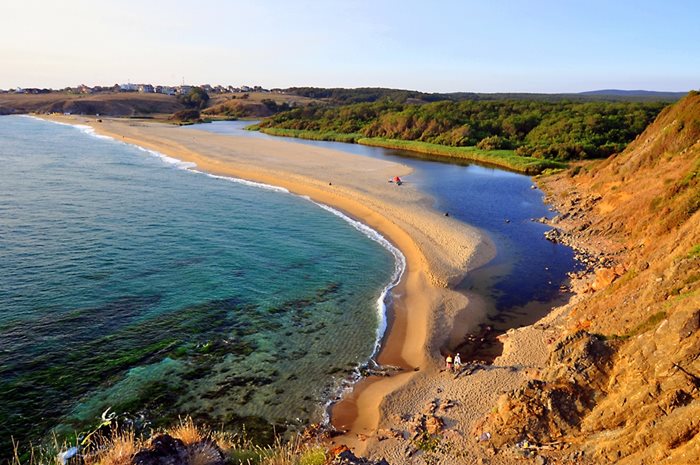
[193,170,290,193]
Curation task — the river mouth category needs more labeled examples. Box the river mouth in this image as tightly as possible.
[189,120,578,318]
[186,121,579,377]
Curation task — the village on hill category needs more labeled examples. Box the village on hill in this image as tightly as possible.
[0,82,280,95]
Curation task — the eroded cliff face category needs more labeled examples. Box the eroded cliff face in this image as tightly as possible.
[477,92,700,464]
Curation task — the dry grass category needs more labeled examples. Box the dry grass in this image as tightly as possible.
[7,418,329,465]
[83,429,141,465]
[188,441,225,465]
[0,92,182,116]
[167,417,204,446]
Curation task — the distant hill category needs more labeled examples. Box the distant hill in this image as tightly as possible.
[579,88,688,99]
[0,92,184,116]
[282,87,687,104]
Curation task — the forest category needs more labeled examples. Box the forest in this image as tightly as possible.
[258,99,668,161]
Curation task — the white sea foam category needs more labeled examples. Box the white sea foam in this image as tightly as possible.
[194,171,290,193]
[73,124,114,141]
[136,146,197,169]
[32,116,198,169]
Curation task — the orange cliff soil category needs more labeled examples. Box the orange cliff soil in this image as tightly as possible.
[474,92,700,464]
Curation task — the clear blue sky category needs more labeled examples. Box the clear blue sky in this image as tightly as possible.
[1,0,697,92]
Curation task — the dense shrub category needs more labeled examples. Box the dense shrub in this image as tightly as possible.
[259,99,666,161]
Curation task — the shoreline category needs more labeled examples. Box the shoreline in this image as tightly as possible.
[34,114,497,452]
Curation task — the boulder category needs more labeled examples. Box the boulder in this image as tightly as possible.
[132,435,187,465]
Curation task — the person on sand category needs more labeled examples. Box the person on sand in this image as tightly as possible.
[445,354,453,371]
[454,353,462,370]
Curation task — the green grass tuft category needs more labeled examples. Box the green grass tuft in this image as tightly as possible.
[688,244,700,258]
[627,311,668,337]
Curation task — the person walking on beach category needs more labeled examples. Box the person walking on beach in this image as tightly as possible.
[454,353,462,370]
[445,354,453,372]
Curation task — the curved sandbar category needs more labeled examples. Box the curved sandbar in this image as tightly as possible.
[39,115,496,454]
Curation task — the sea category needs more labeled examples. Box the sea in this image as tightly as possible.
[0,116,400,454]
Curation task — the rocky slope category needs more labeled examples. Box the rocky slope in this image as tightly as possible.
[476,92,700,463]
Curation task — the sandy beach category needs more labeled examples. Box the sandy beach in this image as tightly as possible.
[36,115,542,462]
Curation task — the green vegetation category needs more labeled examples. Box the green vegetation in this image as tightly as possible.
[258,99,666,163]
[283,87,686,105]
[688,244,700,258]
[257,127,362,143]
[169,109,201,123]
[178,87,210,109]
[255,126,565,174]
[412,430,443,454]
[598,311,668,342]
[356,137,566,174]
[621,311,668,340]
[629,311,668,336]
[284,86,449,104]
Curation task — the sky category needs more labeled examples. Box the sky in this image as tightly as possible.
[1,0,698,93]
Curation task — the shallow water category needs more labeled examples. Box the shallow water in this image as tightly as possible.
[0,116,397,453]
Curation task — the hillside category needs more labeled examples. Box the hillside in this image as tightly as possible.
[475,92,700,463]
[579,89,688,100]
[281,87,686,104]
[0,92,185,117]
[203,92,321,119]
[0,91,321,120]
[258,99,667,161]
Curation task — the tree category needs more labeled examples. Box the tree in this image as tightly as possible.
[178,87,210,109]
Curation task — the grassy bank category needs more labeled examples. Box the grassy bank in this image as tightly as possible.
[356,137,566,174]
[257,127,362,143]
[256,127,565,174]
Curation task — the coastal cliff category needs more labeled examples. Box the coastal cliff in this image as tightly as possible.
[475,92,700,463]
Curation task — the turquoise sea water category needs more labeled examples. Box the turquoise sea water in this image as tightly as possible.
[0,116,399,453]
